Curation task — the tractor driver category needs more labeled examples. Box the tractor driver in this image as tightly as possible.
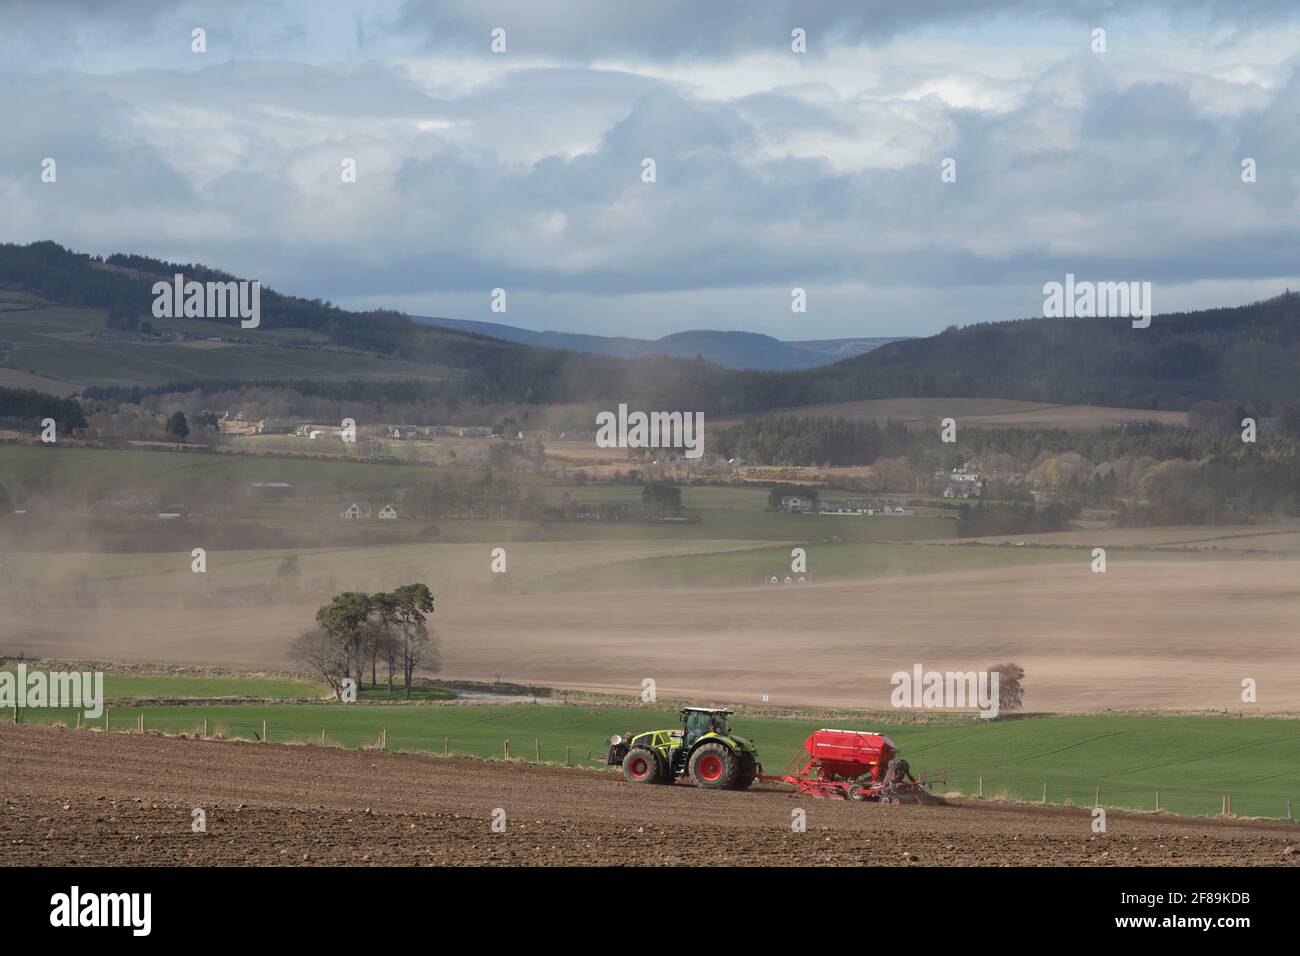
[683,710,711,746]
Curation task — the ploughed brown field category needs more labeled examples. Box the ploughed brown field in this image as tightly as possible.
[8,561,1300,712]
[3,724,1294,866]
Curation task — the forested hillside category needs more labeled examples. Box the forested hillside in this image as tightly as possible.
[3,242,1298,414]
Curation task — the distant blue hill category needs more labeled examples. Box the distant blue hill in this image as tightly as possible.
[410,316,901,370]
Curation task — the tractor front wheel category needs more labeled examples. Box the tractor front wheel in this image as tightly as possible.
[622,747,663,784]
[689,743,738,790]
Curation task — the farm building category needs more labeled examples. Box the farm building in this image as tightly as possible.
[377,504,399,520]
[779,494,816,513]
[216,412,265,436]
[817,498,875,515]
[247,481,293,498]
[341,502,372,520]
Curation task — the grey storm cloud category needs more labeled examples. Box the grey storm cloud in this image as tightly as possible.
[393,0,1300,59]
[0,0,1298,336]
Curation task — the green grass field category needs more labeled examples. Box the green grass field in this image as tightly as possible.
[16,703,1300,819]
[527,539,1275,591]
[0,668,319,699]
[0,444,462,498]
[0,306,445,385]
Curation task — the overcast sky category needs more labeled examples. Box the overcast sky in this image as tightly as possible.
[2,0,1299,339]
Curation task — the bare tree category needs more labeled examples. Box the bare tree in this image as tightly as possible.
[989,662,1025,713]
[288,627,348,700]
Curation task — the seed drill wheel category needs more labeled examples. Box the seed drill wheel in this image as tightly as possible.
[623,747,663,784]
[689,742,738,789]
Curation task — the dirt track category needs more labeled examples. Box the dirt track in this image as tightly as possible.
[3,724,1296,866]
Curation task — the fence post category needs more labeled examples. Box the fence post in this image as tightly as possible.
[1288,799,1293,822]
[104,705,109,732]
[1041,782,1047,804]
[321,729,326,745]
[1221,794,1226,816]
[535,738,540,762]
[138,713,144,733]
[1155,791,1160,813]
[262,720,267,743]
[12,704,18,724]
[1094,786,1100,808]
[203,718,208,739]
[444,735,448,755]
[978,777,983,798]
[75,714,81,731]
[504,738,510,760]
[565,747,570,767]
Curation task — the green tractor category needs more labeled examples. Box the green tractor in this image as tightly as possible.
[606,707,760,790]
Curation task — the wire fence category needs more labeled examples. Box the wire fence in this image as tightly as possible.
[14,705,1298,821]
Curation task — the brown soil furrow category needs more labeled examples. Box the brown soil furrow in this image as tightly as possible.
[3,724,1297,866]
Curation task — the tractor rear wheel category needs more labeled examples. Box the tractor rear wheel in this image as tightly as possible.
[733,752,757,790]
[622,747,663,784]
[689,743,738,790]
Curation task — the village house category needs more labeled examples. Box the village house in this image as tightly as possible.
[217,412,265,436]
[377,504,399,520]
[340,502,372,520]
[816,498,875,515]
[779,494,817,513]
[942,461,984,499]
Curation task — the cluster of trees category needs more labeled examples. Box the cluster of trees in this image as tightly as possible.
[719,414,1300,473]
[103,304,154,333]
[639,481,683,517]
[0,385,86,430]
[723,412,1300,522]
[289,584,436,699]
[766,484,817,510]
[714,415,911,467]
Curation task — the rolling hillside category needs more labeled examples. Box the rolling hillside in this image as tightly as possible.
[4,242,1299,415]
[412,315,900,370]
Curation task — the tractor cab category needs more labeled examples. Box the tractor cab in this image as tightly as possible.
[681,707,732,746]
